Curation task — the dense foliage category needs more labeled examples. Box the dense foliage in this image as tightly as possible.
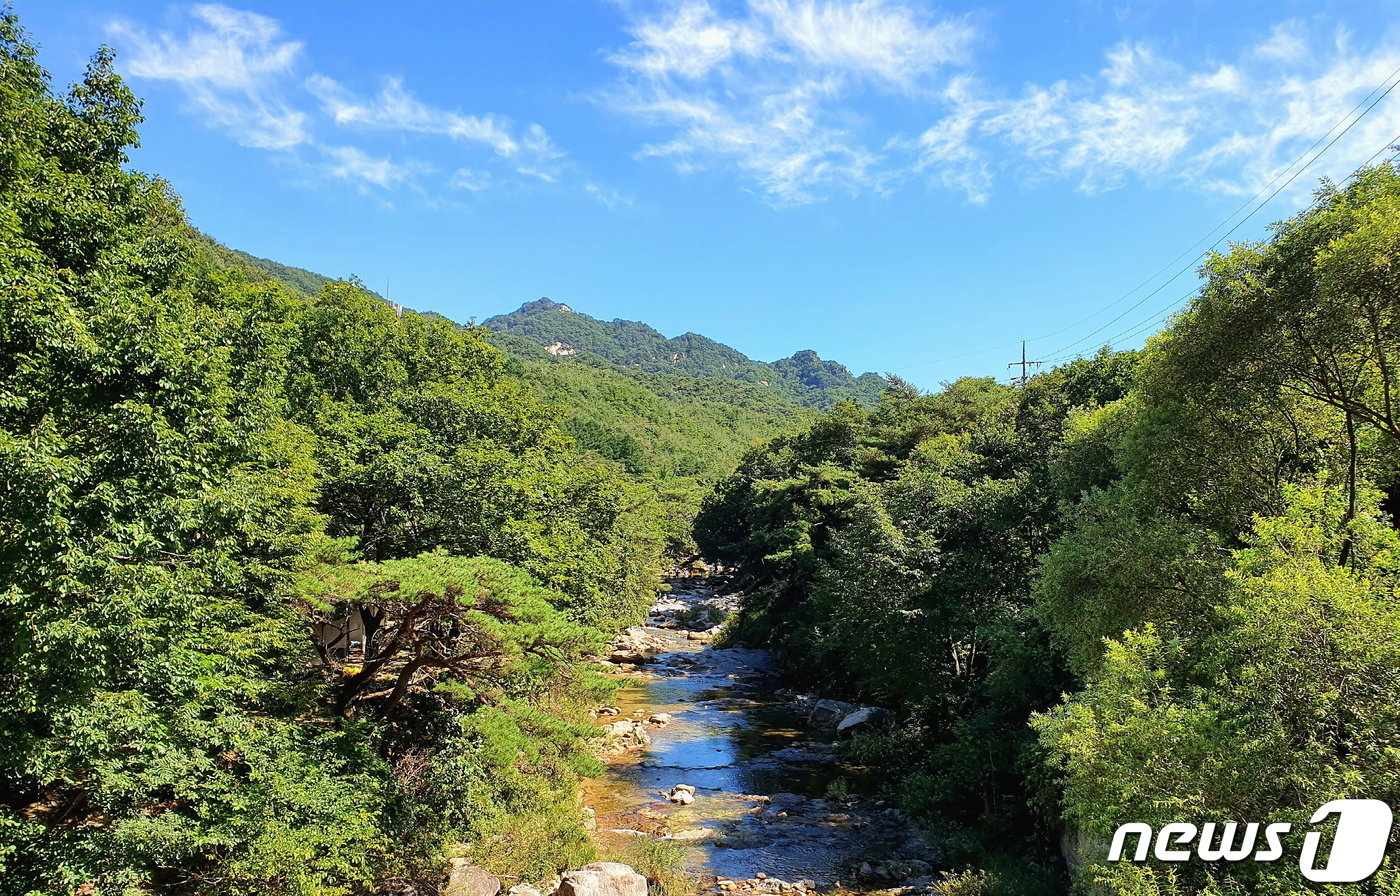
[1035,167,1400,895]
[484,298,888,408]
[518,355,806,480]
[0,19,659,894]
[701,167,1400,894]
[695,367,1133,883]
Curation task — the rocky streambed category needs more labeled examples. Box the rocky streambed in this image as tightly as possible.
[582,581,942,895]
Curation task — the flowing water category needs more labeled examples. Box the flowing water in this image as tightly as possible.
[581,582,938,892]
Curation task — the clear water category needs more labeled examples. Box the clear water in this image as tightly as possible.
[582,607,934,889]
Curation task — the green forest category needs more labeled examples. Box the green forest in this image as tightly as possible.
[5,12,1400,896]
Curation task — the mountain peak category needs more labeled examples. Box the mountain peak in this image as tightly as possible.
[483,301,886,409]
[519,297,572,314]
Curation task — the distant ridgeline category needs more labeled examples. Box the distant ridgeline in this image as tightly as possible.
[193,245,817,492]
[483,298,888,409]
[193,230,387,301]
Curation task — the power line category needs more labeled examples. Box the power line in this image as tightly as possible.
[1035,72,1400,362]
[1039,133,1400,365]
[1027,58,1400,348]
[892,60,1400,375]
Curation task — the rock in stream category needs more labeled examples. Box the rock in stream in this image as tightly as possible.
[581,580,938,893]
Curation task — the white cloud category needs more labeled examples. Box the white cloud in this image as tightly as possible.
[1256,20,1309,63]
[111,3,308,148]
[585,183,633,209]
[754,0,974,87]
[604,0,975,205]
[118,3,299,90]
[322,145,430,191]
[609,1,766,79]
[974,44,1200,193]
[304,74,561,167]
[896,75,992,203]
[449,168,492,192]
[606,6,1400,205]
[112,4,569,195]
[919,22,1400,200]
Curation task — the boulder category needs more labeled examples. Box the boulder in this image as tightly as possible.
[509,887,543,896]
[608,649,647,665]
[835,706,891,736]
[557,863,648,896]
[445,861,500,896]
[601,719,651,751]
[807,698,857,727]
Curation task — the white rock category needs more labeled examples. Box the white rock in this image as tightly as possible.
[667,826,720,841]
[836,706,891,735]
[557,863,647,896]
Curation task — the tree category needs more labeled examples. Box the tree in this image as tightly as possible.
[297,553,599,720]
[1037,485,1400,895]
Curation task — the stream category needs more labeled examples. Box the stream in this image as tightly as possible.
[581,581,940,894]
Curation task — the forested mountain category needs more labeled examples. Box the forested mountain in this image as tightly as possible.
[514,356,810,556]
[484,298,888,408]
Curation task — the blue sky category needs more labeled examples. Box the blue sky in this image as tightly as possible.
[17,1,1400,389]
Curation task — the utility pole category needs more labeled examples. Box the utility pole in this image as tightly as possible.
[1007,341,1041,387]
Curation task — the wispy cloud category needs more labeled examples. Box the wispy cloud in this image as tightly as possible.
[754,0,974,87]
[321,145,431,191]
[605,4,1400,205]
[114,4,1400,210]
[584,182,634,209]
[111,4,308,149]
[448,168,493,192]
[305,74,565,182]
[604,0,976,205]
[919,22,1400,200]
[306,75,532,158]
[110,3,572,197]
